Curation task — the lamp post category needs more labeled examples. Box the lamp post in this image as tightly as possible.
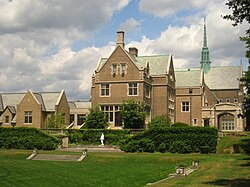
[189,88,193,126]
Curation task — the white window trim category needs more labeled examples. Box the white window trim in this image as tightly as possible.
[181,101,190,112]
[100,84,111,97]
[128,82,139,96]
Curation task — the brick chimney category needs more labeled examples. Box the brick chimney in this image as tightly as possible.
[129,47,138,57]
[116,31,124,49]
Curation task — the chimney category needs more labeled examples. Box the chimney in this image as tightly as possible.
[116,31,124,49]
[129,47,138,57]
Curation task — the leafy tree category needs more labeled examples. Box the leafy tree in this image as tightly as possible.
[84,106,108,129]
[148,115,172,129]
[120,100,146,129]
[47,112,66,129]
[223,0,250,121]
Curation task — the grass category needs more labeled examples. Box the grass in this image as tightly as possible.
[0,133,250,187]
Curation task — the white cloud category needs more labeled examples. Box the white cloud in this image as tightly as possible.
[0,0,128,99]
[139,0,210,17]
[119,18,141,33]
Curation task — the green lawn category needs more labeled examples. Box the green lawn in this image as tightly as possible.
[0,134,250,187]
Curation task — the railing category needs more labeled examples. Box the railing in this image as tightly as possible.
[41,128,66,135]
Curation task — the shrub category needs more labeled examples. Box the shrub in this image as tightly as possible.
[200,146,210,154]
[148,115,172,129]
[171,122,189,127]
[169,141,192,154]
[121,138,155,153]
[122,126,218,153]
[0,127,58,150]
[84,106,108,129]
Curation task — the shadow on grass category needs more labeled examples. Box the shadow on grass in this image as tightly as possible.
[204,178,250,187]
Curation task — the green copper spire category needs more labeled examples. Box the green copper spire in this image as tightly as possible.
[200,18,211,74]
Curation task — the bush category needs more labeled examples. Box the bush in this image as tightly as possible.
[200,146,210,154]
[0,127,58,150]
[171,122,189,127]
[148,115,171,129]
[122,126,218,153]
[169,141,192,154]
[121,138,155,153]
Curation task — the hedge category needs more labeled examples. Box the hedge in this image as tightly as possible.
[120,127,218,153]
[0,127,59,150]
[66,129,132,145]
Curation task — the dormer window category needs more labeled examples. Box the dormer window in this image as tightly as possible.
[112,64,117,76]
[121,63,127,76]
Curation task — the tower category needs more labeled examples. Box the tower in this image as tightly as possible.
[200,18,211,73]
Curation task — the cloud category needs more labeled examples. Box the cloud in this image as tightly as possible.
[138,0,210,17]
[128,0,248,69]
[0,0,128,100]
[119,18,141,33]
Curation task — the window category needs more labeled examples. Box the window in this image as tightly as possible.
[218,98,223,103]
[70,114,74,123]
[234,98,238,103]
[222,121,234,130]
[5,116,9,124]
[24,111,32,124]
[112,64,117,76]
[128,82,138,96]
[144,84,150,98]
[181,102,190,112]
[226,98,230,103]
[121,64,127,75]
[101,84,110,96]
[101,105,120,123]
[77,114,86,125]
[193,118,197,125]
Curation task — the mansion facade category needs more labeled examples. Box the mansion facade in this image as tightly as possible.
[91,28,246,131]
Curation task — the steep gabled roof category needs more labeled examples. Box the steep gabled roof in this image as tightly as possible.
[204,66,241,90]
[175,68,203,87]
[95,46,171,76]
[135,55,170,76]
[0,91,65,112]
[40,92,62,111]
[0,93,25,112]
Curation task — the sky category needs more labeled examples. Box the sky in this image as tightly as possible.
[0,0,248,100]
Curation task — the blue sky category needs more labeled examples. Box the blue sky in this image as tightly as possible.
[0,0,248,100]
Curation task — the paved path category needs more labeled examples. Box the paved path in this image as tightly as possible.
[57,145,122,153]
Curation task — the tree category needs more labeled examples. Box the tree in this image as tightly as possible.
[120,100,146,129]
[223,0,250,121]
[148,115,172,129]
[84,106,108,129]
[47,112,66,129]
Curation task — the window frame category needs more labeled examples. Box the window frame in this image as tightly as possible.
[128,82,138,96]
[5,116,9,124]
[24,111,33,124]
[100,83,110,97]
[181,101,190,112]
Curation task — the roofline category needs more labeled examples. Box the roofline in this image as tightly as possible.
[28,90,40,105]
[56,90,65,106]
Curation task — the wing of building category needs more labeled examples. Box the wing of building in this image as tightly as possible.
[0,90,70,128]
[175,19,245,131]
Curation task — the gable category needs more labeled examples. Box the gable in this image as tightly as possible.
[18,90,40,108]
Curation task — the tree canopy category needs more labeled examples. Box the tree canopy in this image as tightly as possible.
[84,106,108,129]
[120,100,146,129]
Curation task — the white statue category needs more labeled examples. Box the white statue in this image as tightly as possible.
[100,133,104,146]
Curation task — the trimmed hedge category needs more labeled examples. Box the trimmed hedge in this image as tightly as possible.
[0,127,59,150]
[66,129,132,145]
[120,127,218,153]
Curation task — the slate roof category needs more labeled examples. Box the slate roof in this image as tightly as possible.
[204,66,241,90]
[96,48,170,76]
[175,69,202,87]
[0,91,64,112]
[68,101,91,109]
[175,66,242,90]
[0,93,25,112]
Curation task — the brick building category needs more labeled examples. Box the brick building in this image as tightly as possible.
[91,31,175,128]
[0,90,70,128]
